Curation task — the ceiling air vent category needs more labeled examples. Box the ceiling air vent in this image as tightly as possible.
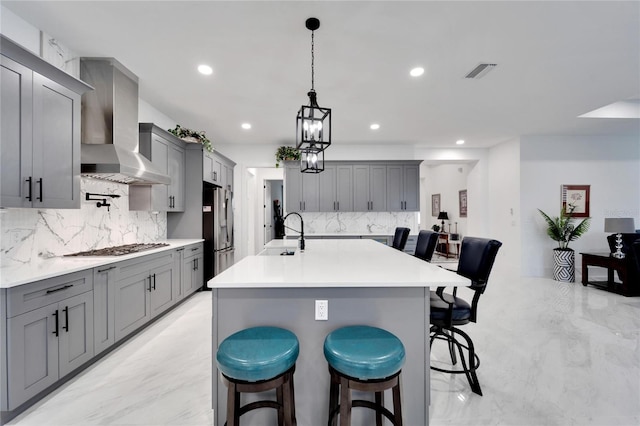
[465,63,497,79]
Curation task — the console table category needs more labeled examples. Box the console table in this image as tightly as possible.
[580,252,631,296]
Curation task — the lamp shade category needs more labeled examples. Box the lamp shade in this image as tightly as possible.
[604,217,635,233]
[437,211,449,220]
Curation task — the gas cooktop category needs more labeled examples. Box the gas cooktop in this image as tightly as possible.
[65,243,170,257]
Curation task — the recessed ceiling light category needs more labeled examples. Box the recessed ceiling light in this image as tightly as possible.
[370,123,380,130]
[456,139,465,145]
[241,123,252,130]
[197,64,213,75]
[410,67,424,77]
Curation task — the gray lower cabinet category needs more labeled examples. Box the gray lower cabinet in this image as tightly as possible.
[183,244,204,295]
[93,265,117,355]
[6,271,94,410]
[114,251,177,341]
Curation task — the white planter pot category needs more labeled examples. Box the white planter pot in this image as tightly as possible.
[553,249,575,282]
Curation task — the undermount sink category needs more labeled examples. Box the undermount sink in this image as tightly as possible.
[258,247,297,256]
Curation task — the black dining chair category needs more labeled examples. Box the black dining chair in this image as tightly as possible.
[429,237,502,396]
[391,227,410,251]
[414,230,439,262]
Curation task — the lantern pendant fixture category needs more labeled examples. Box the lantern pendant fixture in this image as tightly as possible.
[296,17,331,173]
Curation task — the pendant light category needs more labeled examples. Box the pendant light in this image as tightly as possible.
[296,17,331,173]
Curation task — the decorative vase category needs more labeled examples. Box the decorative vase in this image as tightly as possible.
[553,249,575,282]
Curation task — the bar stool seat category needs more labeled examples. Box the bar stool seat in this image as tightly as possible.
[217,326,299,426]
[324,325,405,426]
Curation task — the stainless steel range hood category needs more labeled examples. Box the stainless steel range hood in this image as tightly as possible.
[80,58,170,185]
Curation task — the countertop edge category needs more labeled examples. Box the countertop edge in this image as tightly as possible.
[0,239,204,288]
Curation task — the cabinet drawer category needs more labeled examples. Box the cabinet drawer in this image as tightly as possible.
[118,251,175,281]
[184,243,203,259]
[7,270,93,318]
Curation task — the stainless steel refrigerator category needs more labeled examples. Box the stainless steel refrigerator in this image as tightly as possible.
[203,182,234,282]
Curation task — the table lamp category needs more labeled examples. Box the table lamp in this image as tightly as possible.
[437,211,449,233]
[604,217,635,258]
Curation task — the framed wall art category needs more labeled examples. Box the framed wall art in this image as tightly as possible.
[431,194,441,217]
[561,184,590,218]
[459,189,468,217]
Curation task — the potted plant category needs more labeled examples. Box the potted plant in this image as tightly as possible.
[538,204,591,282]
[275,146,301,167]
[168,125,213,152]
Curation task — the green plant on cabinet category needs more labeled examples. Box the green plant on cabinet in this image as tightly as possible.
[168,124,213,152]
[276,145,301,167]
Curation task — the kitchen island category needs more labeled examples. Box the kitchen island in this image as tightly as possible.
[208,238,469,426]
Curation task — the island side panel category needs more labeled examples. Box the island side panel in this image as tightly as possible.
[212,287,428,426]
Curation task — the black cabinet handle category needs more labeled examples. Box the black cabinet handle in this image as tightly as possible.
[193,259,196,271]
[152,273,156,290]
[25,177,33,201]
[337,201,339,211]
[97,266,116,273]
[52,310,59,336]
[46,284,73,294]
[37,178,43,202]
[63,306,69,332]
[191,247,198,251]
[148,275,153,292]
[176,248,185,252]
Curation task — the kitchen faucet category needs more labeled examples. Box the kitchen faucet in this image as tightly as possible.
[283,212,305,251]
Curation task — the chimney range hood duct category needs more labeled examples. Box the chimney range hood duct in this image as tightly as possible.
[80,58,170,185]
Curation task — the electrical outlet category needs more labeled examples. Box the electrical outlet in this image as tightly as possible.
[315,300,328,321]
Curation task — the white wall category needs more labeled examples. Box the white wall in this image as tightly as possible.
[1,6,40,54]
[488,138,521,278]
[520,135,640,278]
[422,163,471,235]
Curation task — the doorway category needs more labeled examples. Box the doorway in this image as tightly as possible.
[264,179,283,245]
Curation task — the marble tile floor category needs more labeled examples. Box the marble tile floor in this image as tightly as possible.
[7,273,640,426]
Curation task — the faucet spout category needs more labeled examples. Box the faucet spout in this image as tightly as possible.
[283,212,305,251]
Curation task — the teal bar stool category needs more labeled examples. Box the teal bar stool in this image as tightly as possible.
[323,325,406,426]
[216,326,299,426]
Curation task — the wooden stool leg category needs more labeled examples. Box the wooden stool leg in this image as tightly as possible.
[283,371,296,426]
[392,379,403,426]
[290,371,298,426]
[276,382,284,426]
[339,375,352,426]
[375,391,383,426]
[227,381,239,426]
[328,370,339,426]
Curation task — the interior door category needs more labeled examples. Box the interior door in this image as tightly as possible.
[264,181,273,245]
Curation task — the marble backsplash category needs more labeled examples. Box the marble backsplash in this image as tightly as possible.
[299,211,419,235]
[1,178,167,267]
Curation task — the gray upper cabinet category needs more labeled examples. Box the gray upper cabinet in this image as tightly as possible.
[137,124,186,212]
[386,164,419,212]
[319,165,353,212]
[354,164,387,212]
[1,38,91,209]
[203,150,234,193]
[285,163,319,212]
[286,161,419,213]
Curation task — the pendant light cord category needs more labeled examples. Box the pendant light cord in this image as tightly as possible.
[311,30,315,91]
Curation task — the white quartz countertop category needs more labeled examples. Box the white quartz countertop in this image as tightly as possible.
[0,239,204,288]
[208,239,469,289]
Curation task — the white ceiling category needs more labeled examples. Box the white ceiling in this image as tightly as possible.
[4,1,640,149]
